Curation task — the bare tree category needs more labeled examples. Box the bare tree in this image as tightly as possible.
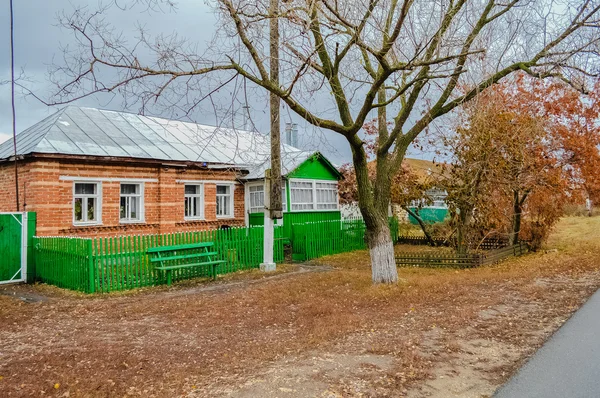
[42,0,600,283]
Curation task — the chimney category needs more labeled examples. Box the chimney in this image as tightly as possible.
[284,123,298,148]
[242,105,250,131]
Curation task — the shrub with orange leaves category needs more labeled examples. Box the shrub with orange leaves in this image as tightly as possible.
[442,74,599,251]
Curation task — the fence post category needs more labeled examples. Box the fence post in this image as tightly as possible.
[87,239,95,293]
[518,242,523,255]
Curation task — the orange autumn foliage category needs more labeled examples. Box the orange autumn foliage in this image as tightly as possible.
[444,74,599,250]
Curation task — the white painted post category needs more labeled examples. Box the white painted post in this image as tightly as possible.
[21,211,28,282]
[261,171,276,272]
[261,212,276,271]
[586,198,592,217]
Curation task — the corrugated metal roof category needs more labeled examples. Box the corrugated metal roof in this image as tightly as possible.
[0,106,318,179]
[244,150,318,180]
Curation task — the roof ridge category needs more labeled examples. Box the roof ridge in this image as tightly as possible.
[79,106,262,136]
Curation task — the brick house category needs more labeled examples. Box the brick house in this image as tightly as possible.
[0,107,341,237]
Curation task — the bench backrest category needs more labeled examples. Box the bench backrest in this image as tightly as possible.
[147,241,215,254]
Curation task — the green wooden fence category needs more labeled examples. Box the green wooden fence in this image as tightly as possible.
[34,226,284,293]
[0,212,36,284]
[291,217,399,261]
[34,237,92,291]
[249,210,343,242]
[33,218,400,292]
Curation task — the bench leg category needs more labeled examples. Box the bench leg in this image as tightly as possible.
[212,264,217,280]
[167,270,172,286]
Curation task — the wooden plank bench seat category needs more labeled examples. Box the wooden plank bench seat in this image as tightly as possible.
[147,242,225,286]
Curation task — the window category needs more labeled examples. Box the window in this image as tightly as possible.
[290,181,314,211]
[248,184,265,213]
[281,186,287,212]
[73,182,100,224]
[410,189,448,209]
[248,184,287,213]
[316,182,338,210]
[120,183,143,222]
[410,199,423,208]
[432,199,447,208]
[216,184,233,218]
[290,179,338,211]
[184,184,204,219]
[431,193,448,208]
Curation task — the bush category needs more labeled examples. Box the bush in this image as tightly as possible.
[428,221,455,238]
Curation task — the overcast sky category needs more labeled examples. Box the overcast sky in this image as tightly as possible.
[0,0,433,164]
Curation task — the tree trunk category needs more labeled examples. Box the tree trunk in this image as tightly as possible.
[360,200,398,284]
[510,191,527,246]
[350,134,398,284]
[402,205,437,246]
[456,206,470,255]
[367,218,397,284]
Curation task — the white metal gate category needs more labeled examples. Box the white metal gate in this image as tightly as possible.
[0,212,29,284]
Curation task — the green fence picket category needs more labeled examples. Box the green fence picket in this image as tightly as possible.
[33,236,91,292]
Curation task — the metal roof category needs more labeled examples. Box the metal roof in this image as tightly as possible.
[245,150,317,180]
[0,106,318,179]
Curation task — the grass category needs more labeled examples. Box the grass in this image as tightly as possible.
[1,216,600,397]
[547,215,600,253]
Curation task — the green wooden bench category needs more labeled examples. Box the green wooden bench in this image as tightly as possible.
[147,242,225,286]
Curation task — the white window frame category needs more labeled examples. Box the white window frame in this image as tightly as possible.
[72,181,102,226]
[289,179,339,212]
[247,182,288,214]
[290,180,315,211]
[120,183,145,223]
[281,183,287,212]
[216,183,235,219]
[247,183,265,214]
[315,181,339,210]
[184,183,205,220]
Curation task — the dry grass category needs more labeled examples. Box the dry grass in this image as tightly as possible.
[1,217,600,397]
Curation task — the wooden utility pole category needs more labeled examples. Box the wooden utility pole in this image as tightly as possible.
[269,0,282,221]
[10,0,19,211]
[261,0,281,272]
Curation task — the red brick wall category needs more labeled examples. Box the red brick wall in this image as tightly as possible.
[0,158,247,237]
[0,161,32,212]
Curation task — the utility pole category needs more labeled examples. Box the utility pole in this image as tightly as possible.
[10,0,20,211]
[261,0,282,272]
